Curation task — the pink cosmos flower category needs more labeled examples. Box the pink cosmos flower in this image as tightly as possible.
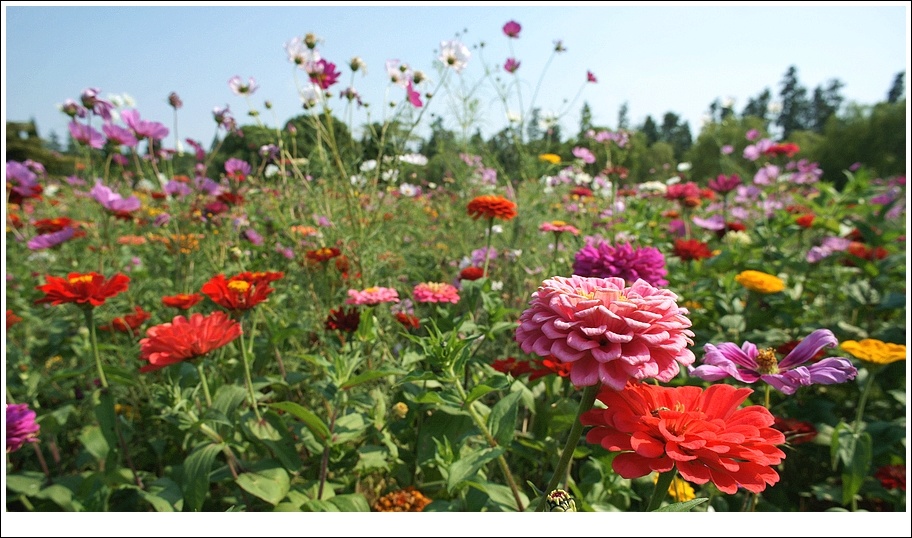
[572,146,596,164]
[225,158,251,181]
[121,110,169,141]
[80,87,114,120]
[307,59,341,90]
[90,180,141,214]
[346,286,400,306]
[228,75,258,96]
[68,121,105,149]
[502,20,521,38]
[102,123,138,148]
[587,71,597,83]
[413,282,460,304]
[515,275,695,389]
[504,57,521,74]
[406,80,423,108]
[539,220,581,235]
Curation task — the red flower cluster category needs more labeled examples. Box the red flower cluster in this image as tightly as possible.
[874,464,906,491]
[795,214,815,228]
[161,293,204,310]
[7,309,23,329]
[324,307,360,333]
[32,217,86,237]
[100,306,151,336]
[139,311,241,372]
[466,195,517,221]
[394,312,420,330]
[459,266,485,281]
[772,416,818,445]
[673,238,714,261]
[305,247,342,264]
[570,186,594,198]
[582,382,786,494]
[845,241,888,262]
[201,271,283,313]
[35,272,130,308]
[491,355,572,381]
[763,142,800,158]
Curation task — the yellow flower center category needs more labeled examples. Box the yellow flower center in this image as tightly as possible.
[228,281,251,293]
[756,348,780,375]
[551,220,567,227]
[68,274,93,285]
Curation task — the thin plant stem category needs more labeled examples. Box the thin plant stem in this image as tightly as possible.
[536,383,600,511]
[481,218,494,278]
[83,308,108,389]
[195,361,213,409]
[237,328,262,421]
[647,469,677,511]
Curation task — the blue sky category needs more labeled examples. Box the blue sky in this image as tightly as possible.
[3,2,910,153]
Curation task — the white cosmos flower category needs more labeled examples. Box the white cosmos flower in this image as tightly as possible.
[398,153,428,166]
[398,183,419,197]
[438,40,470,73]
[360,159,377,172]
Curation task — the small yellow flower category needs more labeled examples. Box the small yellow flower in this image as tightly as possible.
[652,473,696,502]
[539,153,561,165]
[841,339,906,365]
[735,270,785,294]
[392,402,409,419]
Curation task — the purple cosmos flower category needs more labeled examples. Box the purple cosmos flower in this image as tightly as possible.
[194,176,223,196]
[121,110,169,141]
[6,161,42,199]
[307,59,341,90]
[692,214,726,231]
[806,236,852,263]
[7,403,40,453]
[64,175,86,186]
[275,242,295,259]
[102,123,138,148]
[228,75,258,96]
[225,158,251,181]
[186,138,207,161]
[167,91,183,109]
[721,144,734,155]
[503,57,520,73]
[503,20,521,38]
[745,129,760,141]
[154,213,171,227]
[754,164,780,185]
[80,87,114,120]
[314,215,333,227]
[212,105,236,131]
[242,228,264,246]
[708,174,742,194]
[573,238,668,287]
[471,246,498,266]
[90,180,141,214]
[68,121,105,149]
[572,146,596,164]
[60,98,87,118]
[27,227,75,250]
[689,329,858,395]
[164,180,192,198]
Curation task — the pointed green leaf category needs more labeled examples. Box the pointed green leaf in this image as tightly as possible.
[236,463,290,506]
[487,391,523,447]
[181,442,223,512]
[269,401,329,441]
[652,498,710,512]
[446,447,505,493]
[327,494,370,512]
[340,369,403,390]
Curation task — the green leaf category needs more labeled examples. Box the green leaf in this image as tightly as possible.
[34,484,79,511]
[332,412,368,444]
[340,369,403,390]
[212,385,249,417]
[841,432,872,506]
[181,442,223,512]
[466,480,528,512]
[326,494,370,512]
[446,447,505,493]
[78,425,110,462]
[236,462,290,506]
[653,498,710,512]
[137,477,184,512]
[464,384,497,406]
[487,391,523,447]
[269,401,329,441]
[830,421,855,470]
[301,499,340,512]
[5,472,45,496]
[93,390,119,455]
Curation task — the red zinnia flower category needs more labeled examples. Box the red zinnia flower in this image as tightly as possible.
[466,195,517,221]
[763,142,800,158]
[7,310,23,329]
[570,186,594,198]
[394,312,420,330]
[673,238,714,261]
[491,357,535,377]
[874,464,906,491]
[100,305,151,336]
[305,247,342,264]
[201,272,282,312]
[35,272,130,308]
[324,307,360,333]
[139,311,241,372]
[772,416,818,446]
[582,382,786,494]
[845,241,888,262]
[32,217,85,237]
[161,293,204,310]
[795,214,815,228]
[528,355,573,381]
[459,266,485,281]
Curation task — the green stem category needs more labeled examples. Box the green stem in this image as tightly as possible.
[83,308,108,389]
[481,218,494,278]
[238,328,262,421]
[195,361,212,409]
[536,383,600,511]
[647,469,677,511]
[853,368,877,430]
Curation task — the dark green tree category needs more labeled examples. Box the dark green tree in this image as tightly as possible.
[578,102,593,137]
[742,88,773,127]
[886,71,905,103]
[809,79,845,133]
[659,112,693,160]
[640,115,659,146]
[776,65,811,138]
[617,101,630,130]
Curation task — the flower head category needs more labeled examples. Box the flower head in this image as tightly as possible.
[459,266,485,281]
[307,59,341,90]
[35,272,130,308]
[346,286,400,306]
[139,311,241,372]
[413,282,460,304]
[100,305,151,336]
[708,174,742,194]
[689,329,858,395]
[90,180,141,215]
[438,40,471,73]
[539,220,581,236]
[372,487,431,512]
[161,293,204,310]
[167,91,183,109]
[772,416,818,446]
[503,57,521,74]
[466,195,517,221]
[68,121,105,149]
[673,238,714,261]
[324,307,360,333]
[573,239,668,287]
[7,310,23,330]
[840,339,906,366]
[586,70,597,83]
[228,75,258,96]
[7,403,40,453]
[201,272,282,313]
[735,270,785,294]
[120,109,169,140]
[502,20,521,38]
[515,275,695,389]
[582,382,786,494]
[539,153,561,165]
[224,158,252,182]
[875,464,906,491]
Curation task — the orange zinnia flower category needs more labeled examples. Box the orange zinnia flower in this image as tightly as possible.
[466,195,517,221]
[673,238,714,261]
[139,311,241,372]
[7,310,23,329]
[305,247,342,264]
[582,382,786,494]
[372,487,432,512]
[161,293,204,310]
[200,272,282,312]
[100,305,151,336]
[35,272,130,308]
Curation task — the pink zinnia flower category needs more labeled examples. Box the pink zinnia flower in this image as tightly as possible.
[515,275,695,389]
[502,20,521,38]
[7,403,41,453]
[346,286,400,306]
[413,282,460,304]
[708,174,742,194]
[573,239,668,287]
[539,220,581,235]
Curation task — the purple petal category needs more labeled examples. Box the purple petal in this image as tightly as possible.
[779,329,838,369]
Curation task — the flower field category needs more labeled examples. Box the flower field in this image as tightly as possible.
[3,19,908,519]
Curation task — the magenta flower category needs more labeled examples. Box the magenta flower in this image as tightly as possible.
[68,121,105,149]
[503,57,521,74]
[406,80,423,108]
[346,287,400,306]
[60,98,87,118]
[515,275,695,389]
[212,105,234,129]
[573,239,668,287]
[413,282,460,304]
[228,75,258,96]
[587,71,597,83]
[27,227,75,250]
[708,174,742,194]
[689,329,858,395]
[167,91,183,109]
[6,160,43,201]
[572,146,596,164]
[90,180,141,214]
[225,158,252,182]
[721,144,734,155]
[7,403,40,453]
[307,59,341,90]
[121,109,169,141]
[242,228,264,246]
[539,220,581,235]
[502,20,521,38]
[80,87,114,120]
[164,180,192,198]
[102,123,138,148]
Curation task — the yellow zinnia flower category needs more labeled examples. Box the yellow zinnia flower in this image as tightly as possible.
[652,474,696,502]
[735,270,785,294]
[539,153,561,165]
[841,339,906,365]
